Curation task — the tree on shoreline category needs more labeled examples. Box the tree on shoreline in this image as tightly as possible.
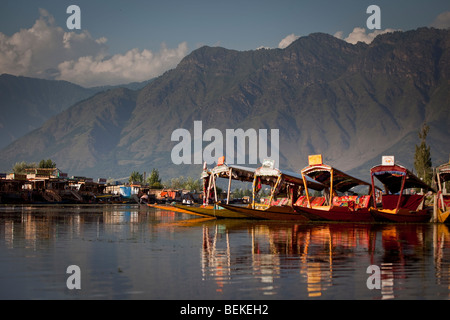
[39,159,56,168]
[129,171,143,184]
[414,122,432,185]
[147,168,163,189]
[12,159,57,174]
[12,161,37,174]
[164,176,202,191]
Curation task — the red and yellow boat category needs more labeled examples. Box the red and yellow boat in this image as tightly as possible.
[219,158,325,221]
[293,155,378,222]
[369,159,434,223]
[435,162,450,223]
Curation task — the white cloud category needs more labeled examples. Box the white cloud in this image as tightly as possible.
[334,27,398,44]
[0,9,107,79]
[430,11,450,29]
[333,31,344,40]
[58,42,188,87]
[0,9,189,87]
[278,34,300,49]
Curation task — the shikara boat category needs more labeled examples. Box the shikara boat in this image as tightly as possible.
[174,157,256,219]
[434,162,450,223]
[369,159,434,223]
[293,155,378,222]
[218,159,325,220]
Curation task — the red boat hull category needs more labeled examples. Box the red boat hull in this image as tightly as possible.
[294,206,374,222]
[219,203,308,221]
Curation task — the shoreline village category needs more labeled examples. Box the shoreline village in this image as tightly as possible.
[0,167,197,205]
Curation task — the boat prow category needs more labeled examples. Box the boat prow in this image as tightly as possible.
[147,203,206,216]
[173,204,252,219]
[437,208,450,223]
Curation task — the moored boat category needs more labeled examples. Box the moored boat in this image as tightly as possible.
[434,162,450,223]
[293,155,378,222]
[219,158,325,220]
[369,157,434,223]
[176,157,256,219]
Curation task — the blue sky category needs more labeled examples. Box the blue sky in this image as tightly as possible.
[1,0,449,86]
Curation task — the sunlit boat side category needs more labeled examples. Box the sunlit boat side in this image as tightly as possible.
[369,158,435,223]
[174,157,257,219]
[293,155,378,222]
[434,162,450,223]
[220,159,325,220]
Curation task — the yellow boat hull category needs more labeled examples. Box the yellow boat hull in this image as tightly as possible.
[173,204,251,219]
[437,208,450,223]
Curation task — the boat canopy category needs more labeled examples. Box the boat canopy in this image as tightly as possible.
[251,158,325,209]
[211,163,256,182]
[370,164,435,193]
[301,163,372,193]
[255,165,325,191]
[204,157,256,205]
[436,163,450,184]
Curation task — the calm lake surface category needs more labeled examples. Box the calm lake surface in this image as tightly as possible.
[0,204,450,300]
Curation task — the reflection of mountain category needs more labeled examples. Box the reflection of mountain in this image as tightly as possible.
[0,28,449,180]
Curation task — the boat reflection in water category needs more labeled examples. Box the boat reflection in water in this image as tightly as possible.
[2,205,450,299]
[200,220,450,299]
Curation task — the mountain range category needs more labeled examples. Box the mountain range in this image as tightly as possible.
[0,74,152,150]
[0,27,449,183]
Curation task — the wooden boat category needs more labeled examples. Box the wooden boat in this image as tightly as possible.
[369,158,434,223]
[434,162,450,223]
[176,157,257,219]
[218,158,325,220]
[293,155,378,222]
[204,157,256,206]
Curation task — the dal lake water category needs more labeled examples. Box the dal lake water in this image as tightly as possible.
[0,204,450,301]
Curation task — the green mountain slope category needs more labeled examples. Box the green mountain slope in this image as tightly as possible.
[1,28,449,182]
[0,74,99,148]
[0,74,152,150]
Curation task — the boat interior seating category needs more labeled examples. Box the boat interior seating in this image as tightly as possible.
[262,197,290,206]
[442,195,450,208]
[332,195,371,210]
[294,196,326,207]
